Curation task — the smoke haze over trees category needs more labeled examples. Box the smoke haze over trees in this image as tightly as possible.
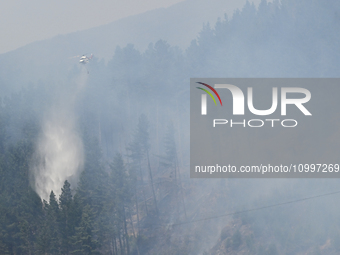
[0,0,340,254]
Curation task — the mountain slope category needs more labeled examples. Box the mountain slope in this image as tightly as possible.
[0,0,259,94]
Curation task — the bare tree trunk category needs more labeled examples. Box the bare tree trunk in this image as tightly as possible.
[156,100,160,167]
[176,99,184,168]
[173,165,180,217]
[122,225,126,255]
[176,155,187,220]
[134,185,140,232]
[123,207,130,255]
[146,149,158,214]
[128,207,140,255]
[114,236,118,255]
[118,232,123,255]
[98,114,102,147]
[110,239,114,255]
[139,163,148,215]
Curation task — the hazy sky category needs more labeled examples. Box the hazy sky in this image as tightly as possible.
[0,0,185,54]
[1,0,269,55]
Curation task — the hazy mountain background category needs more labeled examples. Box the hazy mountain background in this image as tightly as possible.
[0,0,261,95]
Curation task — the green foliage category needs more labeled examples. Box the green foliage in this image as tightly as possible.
[127,114,150,165]
[59,180,77,254]
[46,191,62,254]
[71,204,99,255]
[128,114,158,216]
[77,133,107,214]
[160,122,177,170]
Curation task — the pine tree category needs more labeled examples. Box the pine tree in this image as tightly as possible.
[127,114,159,221]
[47,191,61,255]
[137,115,158,215]
[77,133,107,215]
[71,204,99,255]
[59,180,75,255]
[37,192,62,255]
[160,123,187,219]
[109,153,132,255]
[36,200,50,255]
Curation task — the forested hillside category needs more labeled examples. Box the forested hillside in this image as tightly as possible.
[1,0,340,254]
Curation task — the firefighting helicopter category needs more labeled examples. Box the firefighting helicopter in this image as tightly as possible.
[79,54,93,64]
[70,54,93,73]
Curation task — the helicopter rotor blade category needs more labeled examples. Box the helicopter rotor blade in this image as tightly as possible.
[69,55,80,59]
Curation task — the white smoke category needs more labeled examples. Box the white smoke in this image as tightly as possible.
[31,70,88,201]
